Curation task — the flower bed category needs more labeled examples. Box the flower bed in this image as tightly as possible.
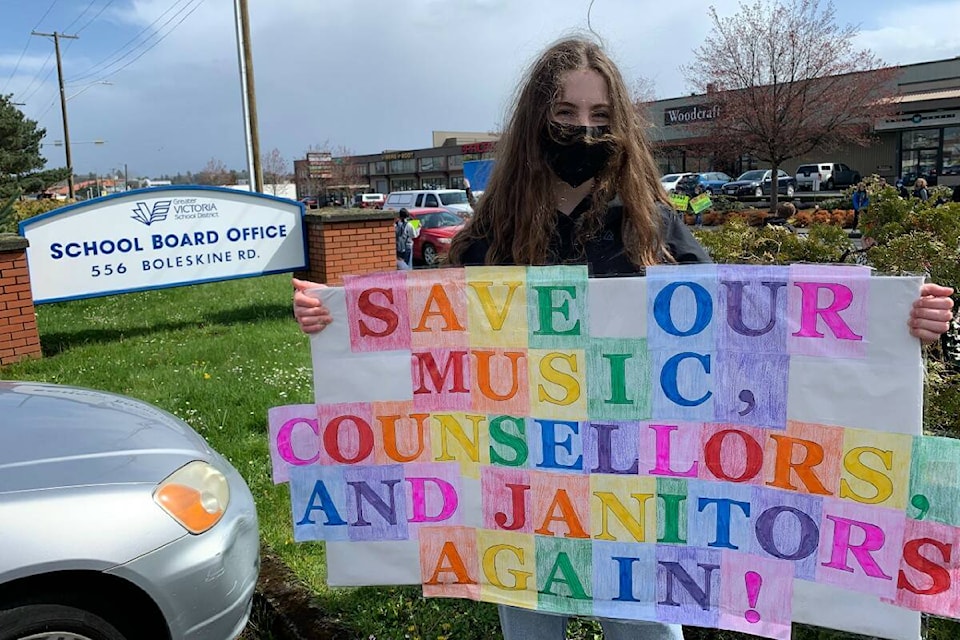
[683,208,856,228]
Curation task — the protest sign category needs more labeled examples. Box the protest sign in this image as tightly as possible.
[269,265,956,639]
[669,194,690,212]
[690,193,712,214]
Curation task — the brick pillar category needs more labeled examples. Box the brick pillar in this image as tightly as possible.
[296,210,396,285]
[0,235,41,365]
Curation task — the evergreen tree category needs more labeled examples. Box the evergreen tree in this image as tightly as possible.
[0,94,69,199]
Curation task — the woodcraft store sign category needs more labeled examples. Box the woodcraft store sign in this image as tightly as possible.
[20,186,306,303]
[268,264,958,640]
[664,103,721,126]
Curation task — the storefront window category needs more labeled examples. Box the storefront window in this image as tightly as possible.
[356,164,368,176]
[391,178,417,191]
[900,129,942,184]
[901,129,941,150]
[389,158,416,173]
[371,161,387,174]
[448,154,464,169]
[942,126,960,176]
[449,176,465,189]
[420,156,446,171]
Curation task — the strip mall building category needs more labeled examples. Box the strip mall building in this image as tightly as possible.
[296,55,960,199]
[654,56,960,187]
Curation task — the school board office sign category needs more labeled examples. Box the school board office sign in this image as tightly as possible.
[20,186,307,304]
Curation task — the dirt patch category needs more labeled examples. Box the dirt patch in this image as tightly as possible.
[248,544,351,640]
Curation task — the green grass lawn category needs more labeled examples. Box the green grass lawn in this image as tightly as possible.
[2,274,956,640]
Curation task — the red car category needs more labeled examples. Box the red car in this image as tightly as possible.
[407,208,464,266]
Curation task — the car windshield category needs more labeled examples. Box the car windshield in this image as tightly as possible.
[436,212,464,226]
[678,175,699,184]
[418,212,463,228]
[737,170,766,181]
[439,192,468,205]
[661,174,682,182]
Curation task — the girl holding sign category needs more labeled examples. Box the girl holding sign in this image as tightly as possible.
[292,35,954,640]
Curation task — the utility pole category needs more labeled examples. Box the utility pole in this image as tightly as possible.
[32,31,79,199]
[233,0,262,192]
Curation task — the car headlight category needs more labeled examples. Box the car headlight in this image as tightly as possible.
[438,237,452,244]
[154,460,230,534]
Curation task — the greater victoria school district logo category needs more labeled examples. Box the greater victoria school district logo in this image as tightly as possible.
[131,200,171,226]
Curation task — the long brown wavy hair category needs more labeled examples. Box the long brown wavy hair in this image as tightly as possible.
[447,36,671,267]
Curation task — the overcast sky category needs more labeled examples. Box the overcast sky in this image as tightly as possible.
[2,0,959,179]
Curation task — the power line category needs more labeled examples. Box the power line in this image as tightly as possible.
[1,0,61,94]
[63,0,99,33]
[16,48,56,103]
[68,0,202,85]
[83,0,206,85]
[66,0,198,84]
[76,0,118,34]
[19,38,79,105]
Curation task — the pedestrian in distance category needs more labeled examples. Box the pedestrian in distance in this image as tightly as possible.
[851,182,869,235]
[896,178,910,199]
[395,208,416,270]
[912,177,930,202]
[290,34,955,640]
[952,184,960,203]
[463,177,478,208]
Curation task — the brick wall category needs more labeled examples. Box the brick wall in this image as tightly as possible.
[0,235,41,366]
[296,210,396,285]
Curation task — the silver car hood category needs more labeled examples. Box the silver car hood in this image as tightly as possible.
[0,381,216,492]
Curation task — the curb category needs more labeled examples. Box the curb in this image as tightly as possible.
[252,544,349,640]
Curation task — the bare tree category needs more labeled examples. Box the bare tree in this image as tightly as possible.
[261,148,288,196]
[631,77,658,125]
[196,158,231,186]
[329,145,363,200]
[682,0,899,211]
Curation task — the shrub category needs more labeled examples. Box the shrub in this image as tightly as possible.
[858,191,960,434]
[811,209,832,225]
[704,194,741,213]
[0,193,17,233]
[13,198,73,223]
[792,210,813,227]
[701,211,724,226]
[692,218,851,265]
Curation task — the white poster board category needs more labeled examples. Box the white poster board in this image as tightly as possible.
[268,265,956,640]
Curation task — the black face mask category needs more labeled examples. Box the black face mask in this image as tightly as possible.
[539,122,615,187]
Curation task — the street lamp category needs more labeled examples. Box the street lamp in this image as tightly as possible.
[42,140,107,147]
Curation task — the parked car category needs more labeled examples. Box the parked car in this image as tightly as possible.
[795,162,861,191]
[353,193,385,209]
[722,169,796,197]
[406,207,464,266]
[659,173,692,194]
[384,189,473,217]
[675,172,735,196]
[0,381,259,640]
